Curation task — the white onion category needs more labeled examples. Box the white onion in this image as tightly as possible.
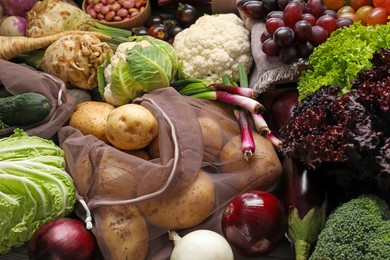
[169,230,234,260]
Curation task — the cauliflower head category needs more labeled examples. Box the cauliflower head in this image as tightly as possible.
[173,13,253,83]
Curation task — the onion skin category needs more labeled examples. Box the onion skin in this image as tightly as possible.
[221,190,287,257]
[1,0,38,18]
[28,218,98,260]
[283,157,327,260]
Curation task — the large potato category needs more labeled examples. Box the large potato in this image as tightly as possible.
[69,101,115,143]
[95,204,149,260]
[198,116,223,161]
[105,104,158,150]
[220,132,282,191]
[137,170,215,229]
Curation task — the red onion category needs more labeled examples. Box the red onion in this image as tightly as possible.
[28,218,98,260]
[221,190,287,257]
[1,0,38,18]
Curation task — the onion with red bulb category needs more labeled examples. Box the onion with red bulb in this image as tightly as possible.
[28,218,98,260]
[221,190,287,257]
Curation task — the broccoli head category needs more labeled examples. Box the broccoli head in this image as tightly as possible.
[310,194,390,260]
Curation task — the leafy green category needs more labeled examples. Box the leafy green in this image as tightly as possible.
[102,35,178,106]
[298,22,390,100]
[0,129,76,254]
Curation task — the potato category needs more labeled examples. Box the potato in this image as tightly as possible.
[105,104,158,150]
[137,170,215,229]
[198,116,223,161]
[69,101,115,143]
[219,132,282,191]
[122,148,151,160]
[95,204,149,260]
[198,101,239,140]
[147,135,160,159]
[91,151,142,199]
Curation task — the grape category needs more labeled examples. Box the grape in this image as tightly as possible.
[262,0,279,11]
[289,0,307,13]
[266,17,286,35]
[266,10,284,20]
[277,0,289,10]
[260,30,272,43]
[262,38,281,56]
[301,13,316,25]
[335,17,354,28]
[310,25,329,46]
[306,0,325,19]
[296,40,314,58]
[283,3,303,28]
[315,15,337,34]
[237,0,256,9]
[241,1,268,19]
[324,9,338,18]
[279,46,298,64]
[273,26,295,47]
[293,20,312,41]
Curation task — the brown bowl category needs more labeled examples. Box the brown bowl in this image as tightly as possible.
[82,0,151,29]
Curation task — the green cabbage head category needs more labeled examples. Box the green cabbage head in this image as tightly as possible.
[0,129,76,254]
[99,35,178,106]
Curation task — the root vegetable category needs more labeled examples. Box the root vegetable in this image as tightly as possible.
[95,204,149,260]
[26,0,132,45]
[105,104,158,150]
[148,135,160,159]
[0,15,27,36]
[0,30,111,60]
[69,101,115,143]
[219,132,282,191]
[198,116,223,161]
[122,148,151,160]
[40,33,113,90]
[137,170,215,229]
[198,101,239,141]
[169,230,234,260]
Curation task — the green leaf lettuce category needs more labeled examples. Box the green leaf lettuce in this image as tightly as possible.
[298,22,390,100]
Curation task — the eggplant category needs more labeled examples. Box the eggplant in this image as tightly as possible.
[282,156,327,260]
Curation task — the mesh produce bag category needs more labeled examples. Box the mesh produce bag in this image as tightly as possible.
[0,60,76,139]
[58,87,282,259]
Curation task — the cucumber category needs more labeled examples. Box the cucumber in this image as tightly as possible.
[0,92,51,127]
[0,86,12,98]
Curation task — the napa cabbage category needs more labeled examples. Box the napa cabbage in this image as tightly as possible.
[0,129,76,254]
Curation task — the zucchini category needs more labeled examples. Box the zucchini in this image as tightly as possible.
[0,92,51,127]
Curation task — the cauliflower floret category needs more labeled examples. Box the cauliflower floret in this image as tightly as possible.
[173,13,253,83]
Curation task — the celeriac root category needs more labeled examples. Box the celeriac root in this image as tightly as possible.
[0,30,111,60]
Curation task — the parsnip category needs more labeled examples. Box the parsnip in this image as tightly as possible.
[0,30,111,60]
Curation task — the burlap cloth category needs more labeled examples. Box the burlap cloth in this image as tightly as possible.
[0,60,76,139]
[231,1,308,92]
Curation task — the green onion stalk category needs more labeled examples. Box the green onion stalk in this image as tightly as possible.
[172,64,283,159]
